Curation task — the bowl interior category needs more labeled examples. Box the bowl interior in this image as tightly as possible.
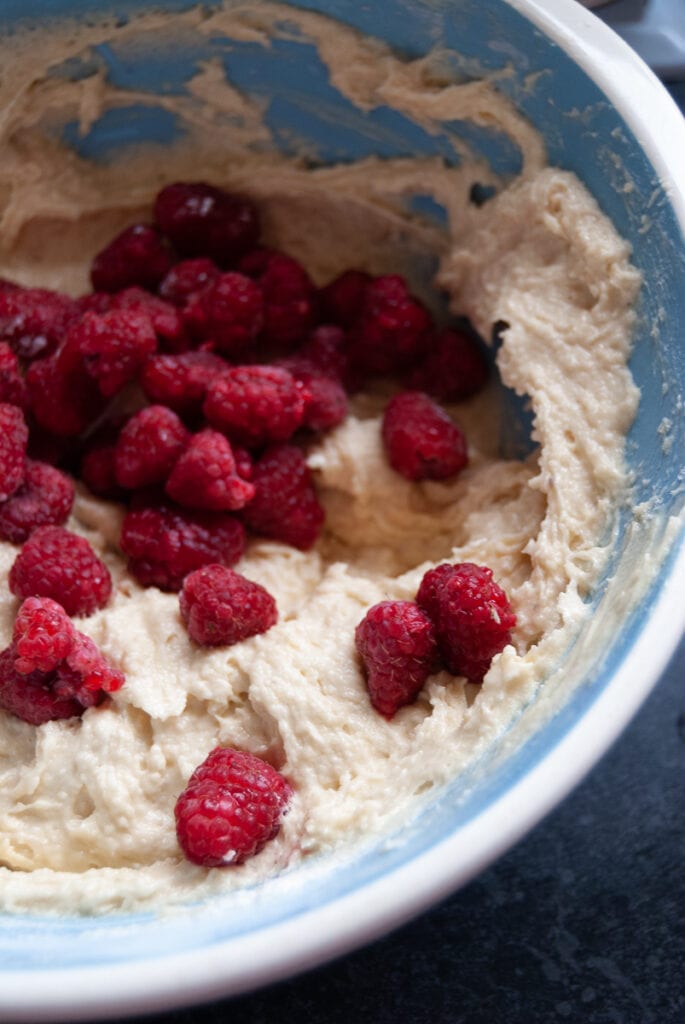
[1,0,684,1014]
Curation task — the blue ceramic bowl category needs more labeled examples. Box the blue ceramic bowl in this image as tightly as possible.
[1,1,684,1018]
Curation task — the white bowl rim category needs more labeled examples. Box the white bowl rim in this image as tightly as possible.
[2,0,685,1018]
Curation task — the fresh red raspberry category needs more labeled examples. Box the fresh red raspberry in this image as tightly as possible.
[80,443,121,501]
[382,391,468,481]
[9,525,112,617]
[90,224,174,293]
[0,342,28,409]
[74,292,115,317]
[242,444,324,551]
[59,309,157,398]
[114,406,189,490]
[239,249,317,350]
[174,746,291,866]
[0,286,79,361]
[141,350,230,418]
[278,359,347,432]
[154,182,260,265]
[404,326,489,401]
[417,562,516,682]
[348,275,432,377]
[0,646,84,725]
[165,430,255,511]
[298,325,349,383]
[318,269,372,327]
[204,366,309,449]
[120,500,246,591]
[183,272,263,356]
[0,460,74,544]
[0,404,28,501]
[109,288,189,353]
[180,565,277,646]
[158,258,220,306]
[355,600,439,718]
[12,596,75,674]
[26,353,102,437]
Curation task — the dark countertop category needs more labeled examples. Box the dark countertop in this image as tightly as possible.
[121,633,685,1024]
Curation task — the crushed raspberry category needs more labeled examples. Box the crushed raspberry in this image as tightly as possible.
[154,182,260,265]
[141,351,230,419]
[348,274,432,377]
[183,272,263,356]
[278,359,347,431]
[204,366,309,449]
[174,746,291,866]
[165,430,255,511]
[12,596,75,674]
[0,287,79,361]
[120,500,246,591]
[54,630,124,703]
[417,562,516,682]
[382,391,468,481]
[242,444,324,551]
[355,600,439,718]
[0,343,28,409]
[180,565,277,646]
[110,288,189,353]
[59,310,157,398]
[9,526,112,617]
[404,326,489,401]
[26,353,102,437]
[239,249,317,350]
[114,406,189,490]
[158,258,220,307]
[0,404,28,501]
[319,269,372,327]
[90,224,174,293]
[0,460,74,544]
[0,647,84,725]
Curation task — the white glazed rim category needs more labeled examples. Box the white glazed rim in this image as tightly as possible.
[3,0,685,1019]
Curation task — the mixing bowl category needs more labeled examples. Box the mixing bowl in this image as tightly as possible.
[0,0,684,1019]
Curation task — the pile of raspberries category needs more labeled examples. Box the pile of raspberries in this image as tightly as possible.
[0,180,505,867]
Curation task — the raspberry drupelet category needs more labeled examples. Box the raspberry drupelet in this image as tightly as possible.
[204,365,309,449]
[355,600,439,718]
[179,565,277,647]
[9,526,112,617]
[174,746,291,867]
[0,460,74,544]
[242,443,324,551]
[154,182,260,265]
[0,403,29,502]
[417,562,516,683]
[382,391,468,482]
[90,224,174,294]
[114,406,190,490]
[165,430,256,512]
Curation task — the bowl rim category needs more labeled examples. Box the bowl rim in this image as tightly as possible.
[2,0,685,1018]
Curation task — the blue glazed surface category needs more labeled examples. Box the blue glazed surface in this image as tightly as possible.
[0,0,683,980]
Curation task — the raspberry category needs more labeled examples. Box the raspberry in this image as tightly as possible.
[12,596,75,674]
[233,446,253,481]
[239,249,317,350]
[9,526,112,617]
[417,562,516,682]
[348,274,432,377]
[242,444,324,551]
[0,646,84,725]
[0,287,79,361]
[165,430,255,511]
[110,288,189,353]
[355,600,439,718]
[204,366,309,449]
[114,406,189,490]
[183,272,263,356]
[158,258,220,307]
[0,460,74,544]
[319,269,372,327]
[120,500,246,591]
[90,224,174,293]
[75,292,114,317]
[174,746,291,866]
[26,353,102,437]
[80,443,121,501]
[154,182,260,265]
[278,359,347,432]
[180,565,277,646]
[141,351,230,418]
[59,310,157,398]
[382,391,468,481]
[0,404,28,501]
[54,630,124,703]
[298,325,349,383]
[0,342,28,409]
[404,326,489,401]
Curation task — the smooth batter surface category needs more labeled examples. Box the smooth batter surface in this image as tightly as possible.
[0,4,640,914]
